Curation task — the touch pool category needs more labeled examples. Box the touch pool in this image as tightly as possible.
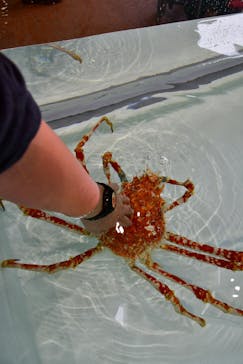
[1,14,243,364]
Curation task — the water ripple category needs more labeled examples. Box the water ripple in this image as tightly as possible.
[1,73,243,363]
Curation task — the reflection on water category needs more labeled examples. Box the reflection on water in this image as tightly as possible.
[2,16,229,106]
[196,14,243,56]
[1,15,243,364]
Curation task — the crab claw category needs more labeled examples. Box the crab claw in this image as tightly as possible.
[1,259,20,268]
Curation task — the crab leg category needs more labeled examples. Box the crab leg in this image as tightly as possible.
[102,151,128,183]
[74,116,113,173]
[149,261,243,318]
[130,263,205,327]
[161,177,194,213]
[1,244,103,273]
[0,199,5,211]
[48,44,82,64]
[160,243,243,271]
[20,207,91,236]
[165,232,243,264]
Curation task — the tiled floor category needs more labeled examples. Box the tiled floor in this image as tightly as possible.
[0,0,157,49]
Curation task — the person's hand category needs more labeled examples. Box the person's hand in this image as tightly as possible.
[81,183,133,235]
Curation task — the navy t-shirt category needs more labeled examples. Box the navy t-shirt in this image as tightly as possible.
[0,53,41,173]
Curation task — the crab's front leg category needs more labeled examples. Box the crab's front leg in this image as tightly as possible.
[102,151,128,184]
[74,116,113,173]
[1,244,103,273]
[161,177,194,212]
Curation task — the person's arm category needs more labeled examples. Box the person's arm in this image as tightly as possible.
[0,120,133,233]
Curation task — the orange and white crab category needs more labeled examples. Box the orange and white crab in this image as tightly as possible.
[1,116,243,327]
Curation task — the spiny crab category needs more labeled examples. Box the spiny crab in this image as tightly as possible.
[1,117,243,327]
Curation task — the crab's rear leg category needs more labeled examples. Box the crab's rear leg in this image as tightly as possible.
[74,116,113,173]
[1,204,95,273]
[149,260,243,319]
[1,243,103,273]
[102,151,128,184]
[130,263,205,327]
[161,177,194,213]
[163,232,243,269]
[161,242,243,271]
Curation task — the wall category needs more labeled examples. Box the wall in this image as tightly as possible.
[0,0,157,49]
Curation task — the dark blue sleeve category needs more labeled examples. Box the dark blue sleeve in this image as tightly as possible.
[0,53,41,173]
